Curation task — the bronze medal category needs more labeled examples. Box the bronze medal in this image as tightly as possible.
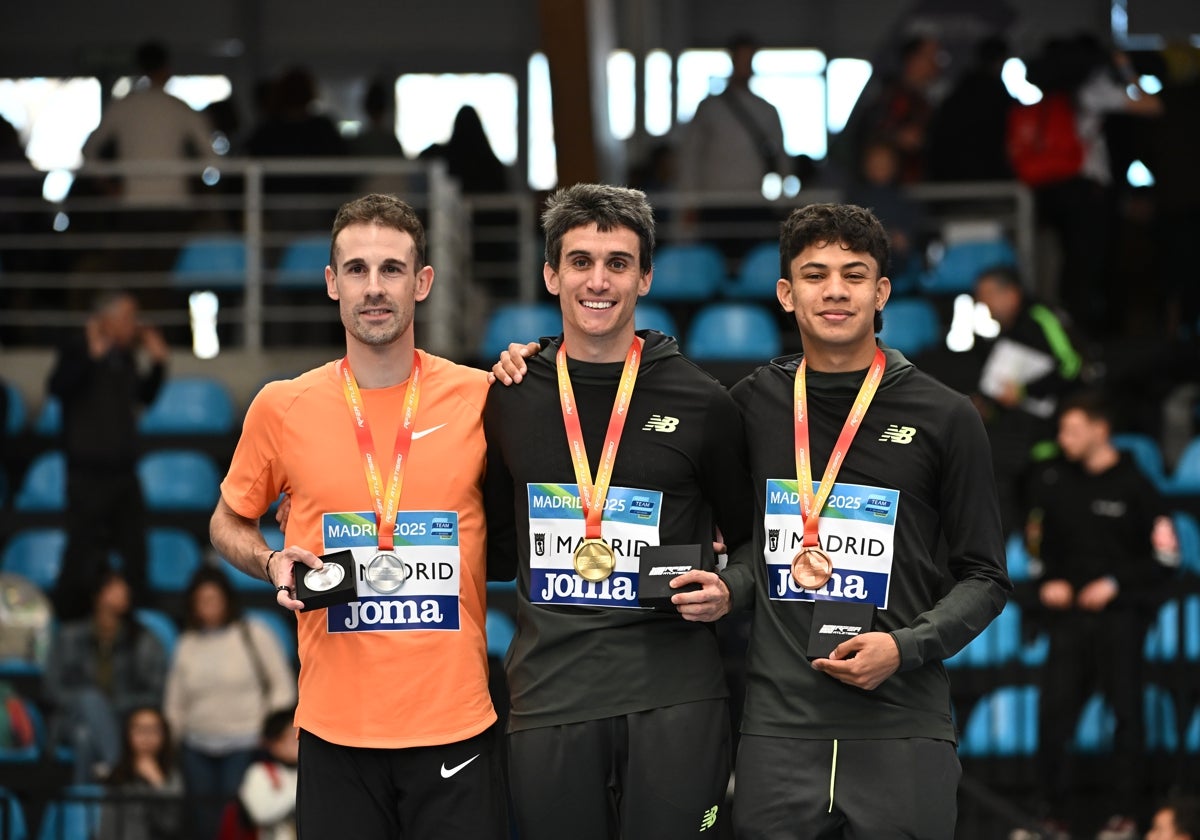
[574,538,616,582]
[791,546,833,590]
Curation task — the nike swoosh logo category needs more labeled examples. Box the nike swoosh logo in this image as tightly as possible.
[440,754,479,779]
[412,423,447,440]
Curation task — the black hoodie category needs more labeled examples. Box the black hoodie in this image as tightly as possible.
[483,330,754,732]
[724,344,1011,741]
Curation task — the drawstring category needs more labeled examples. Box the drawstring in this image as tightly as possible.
[828,739,838,813]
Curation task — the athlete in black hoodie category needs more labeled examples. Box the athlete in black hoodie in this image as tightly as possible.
[483,184,754,840]
[722,204,1011,840]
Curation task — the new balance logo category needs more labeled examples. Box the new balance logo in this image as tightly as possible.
[700,805,719,831]
[819,624,862,635]
[878,424,916,444]
[643,414,679,433]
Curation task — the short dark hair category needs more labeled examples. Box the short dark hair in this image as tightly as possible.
[331,193,426,271]
[262,707,297,741]
[1057,388,1111,426]
[135,41,169,76]
[779,203,890,333]
[541,184,655,274]
[975,263,1023,290]
[1163,795,1200,838]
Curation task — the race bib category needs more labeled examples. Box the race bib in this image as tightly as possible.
[763,479,899,608]
[526,483,662,609]
[321,510,461,632]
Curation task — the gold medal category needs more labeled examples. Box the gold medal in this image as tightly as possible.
[574,538,616,582]
[791,546,833,590]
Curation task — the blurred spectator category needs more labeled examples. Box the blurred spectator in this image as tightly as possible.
[349,77,416,199]
[927,35,1016,182]
[1146,796,1200,840]
[839,35,944,184]
[44,572,168,782]
[1024,390,1178,838]
[225,707,298,840]
[165,567,295,840]
[1148,43,1200,339]
[677,33,788,194]
[80,40,216,208]
[846,139,927,280]
[418,105,510,194]
[98,706,184,840]
[1022,34,1163,333]
[973,264,1086,534]
[47,290,167,619]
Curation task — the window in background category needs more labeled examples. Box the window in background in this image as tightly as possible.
[608,50,636,141]
[395,73,518,166]
[826,57,873,134]
[527,53,556,191]
[644,50,672,137]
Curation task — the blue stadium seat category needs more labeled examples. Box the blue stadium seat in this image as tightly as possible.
[222,561,276,593]
[723,241,780,300]
[134,608,179,659]
[478,303,562,360]
[878,298,942,357]
[486,607,516,660]
[14,451,65,511]
[171,234,247,289]
[1112,433,1169,492]
[645,243,726,301]
[1144,599,1180,662]
[1144,684,1179,753]
[1074,693,1114,753]
[1188,705,1200,753]
[276,234,330,287]
[139,377,236,435]
[1166,437,1200,495]
[1,529,67,590]
[1174,512,1200,576]
[685,303,781,360]
[920,239,1017,295]
[945,601,1023,668]
[1004,532,1033,583]
[36,785,103,840]
[32,396,61,436]
[247,608,298,664]
[0,786,28,840]
[138,450,222,511]
[958,684,1038,757]
[634,302,680,338]
[146,528,204,593]
[1185,594,1200,662]
[3,381,26,436]
[262,525,285,551]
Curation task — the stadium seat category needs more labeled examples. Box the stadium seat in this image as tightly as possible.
[486,607,516,660]
[478,303,561,361]
[138,450,222,511]
[1074,693,1114,753]
[0,786,28,840]
[0,697,42,765]
[276,234,330,287]
[3,381,26,436]
[958,684,1038,757]
[1144,684,1179,753]
[134,608,179,659]
[1004,532,1034,583]
[262,525,285,552]
[920,239,1017,295]
[171,234,247,289]
[1,529,67,590]
[1185,594,1200,661]
[139,377,236,435]
[146,528,204,593]
[222,561,275,593]
[685,303,781,360]
[945,601,1022,668]
[723,241,780,300]
[878,298,942,357]
[645,243,726,302]
[13,451,66,511]
[1144,599,1180,662]
[1166,436,1200,495]
[634,302,680,338]
[1112,433,1169,491]
[35,784,103,840]
[32,396,61,436]
[1187,705,1200,753]
[1174,512,1200,576]
[247,608,298,664]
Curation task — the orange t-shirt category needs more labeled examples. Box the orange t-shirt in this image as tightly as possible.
[220,350,495,749]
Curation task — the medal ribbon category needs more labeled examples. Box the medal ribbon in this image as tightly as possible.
[339,351,422,552]
[794,347,886,548]
[556,337,643,541]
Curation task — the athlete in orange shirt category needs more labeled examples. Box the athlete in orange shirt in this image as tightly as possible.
[210,194,505,839]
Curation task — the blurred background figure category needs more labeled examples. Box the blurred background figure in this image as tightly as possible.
[47,290,168,619]
[847,138,927,283]
[98,705,184,840]
[1146,796,1200,840]
[165,568,295,840]
[44,572,168,783]
[229,707,299,840]
[927,35,1016,182]
[419,104,510,194]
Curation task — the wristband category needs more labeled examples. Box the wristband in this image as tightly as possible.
[264,550,279,582]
